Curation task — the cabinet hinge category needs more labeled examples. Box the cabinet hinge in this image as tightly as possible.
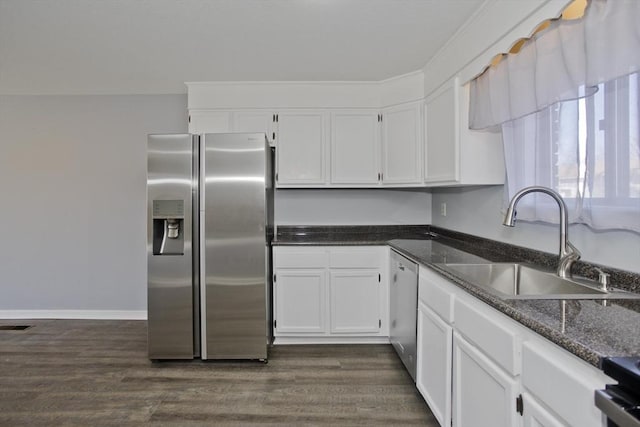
[378,319,381,328]
[516,394,523,416]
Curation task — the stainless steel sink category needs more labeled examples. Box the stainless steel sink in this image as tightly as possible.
[437,263,640,300]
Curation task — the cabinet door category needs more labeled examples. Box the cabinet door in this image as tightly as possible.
[188,111,232,134]
[522,339,611,427]
[274,269,326,334]
[329,270,380,334]
[424,77,459,184]
[453,332,520,427]
[417,302,453,427]
[276,110,328,185]
[522,393,565,427]
[330,110,381,185]
[232,111,274,141]
[381,102,422,184]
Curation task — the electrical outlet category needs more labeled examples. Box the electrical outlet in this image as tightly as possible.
[440,202,447,217]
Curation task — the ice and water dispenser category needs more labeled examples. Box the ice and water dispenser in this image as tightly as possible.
[152,199,185,255]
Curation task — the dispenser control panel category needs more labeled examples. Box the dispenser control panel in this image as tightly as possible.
[153,200,184,219]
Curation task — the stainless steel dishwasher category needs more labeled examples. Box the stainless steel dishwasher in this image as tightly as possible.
[390,249,418,381]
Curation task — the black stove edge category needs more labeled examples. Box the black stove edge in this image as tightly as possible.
[602,357,640,393]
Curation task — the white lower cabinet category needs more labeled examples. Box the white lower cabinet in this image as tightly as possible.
[417,301,452,427]
[521,337,612,427]
[417,265,611,427]
[522,392,564,427]
[452,331,520,427]
[274,269,326,334]
[273,246,388,341]
[330,270,381,333]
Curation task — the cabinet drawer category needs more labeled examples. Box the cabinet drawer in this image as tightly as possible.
[419,267,454,324]
[329,247,382,269]
[274,248,327,269]
[454,298,520,375]
[522,338,612,427]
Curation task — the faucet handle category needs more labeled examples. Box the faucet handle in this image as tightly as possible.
[594,267,610,290]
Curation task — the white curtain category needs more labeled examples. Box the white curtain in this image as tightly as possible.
[470,0,640,130]
[470,0,640,233]
[502,73,640,232]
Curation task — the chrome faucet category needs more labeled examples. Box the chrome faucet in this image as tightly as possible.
[503,186,581,279]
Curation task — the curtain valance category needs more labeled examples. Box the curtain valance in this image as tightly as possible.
[469,0,640,130]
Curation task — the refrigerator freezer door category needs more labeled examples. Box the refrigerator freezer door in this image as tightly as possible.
[147,134,196,359]
[201,133,268,359]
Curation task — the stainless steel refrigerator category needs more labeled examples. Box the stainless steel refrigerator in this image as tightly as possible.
[147,133,274,360]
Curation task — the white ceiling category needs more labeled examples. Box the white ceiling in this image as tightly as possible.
[0,0,485,95]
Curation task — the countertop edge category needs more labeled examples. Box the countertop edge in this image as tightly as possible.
[389,244,603,367]
[271,231,638,368]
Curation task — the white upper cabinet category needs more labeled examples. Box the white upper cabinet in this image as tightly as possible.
[330,110,381,185]
[232,110,274,141]
[186,77,429,188]
[381,101,423,184]
[424,77,504,186]
[424,80,458,183]
[188,110,273,140]
[189,110,231,134]
[275,110,329,186]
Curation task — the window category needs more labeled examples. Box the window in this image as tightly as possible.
[585,74,640,202]
[502,72,640,232]
[469,0,640,232]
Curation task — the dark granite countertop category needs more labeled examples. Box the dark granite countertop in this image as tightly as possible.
[273,225,432,246]
[273,225,640,368]
[388,238,640,368]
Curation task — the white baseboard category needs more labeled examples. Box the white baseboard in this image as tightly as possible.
[273,336,390,345]
[0,310,147,320]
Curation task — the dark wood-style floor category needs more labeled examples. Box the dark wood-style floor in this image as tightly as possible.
[0,320,437,426]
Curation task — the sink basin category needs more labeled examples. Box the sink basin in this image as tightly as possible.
[437,263,639,300]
